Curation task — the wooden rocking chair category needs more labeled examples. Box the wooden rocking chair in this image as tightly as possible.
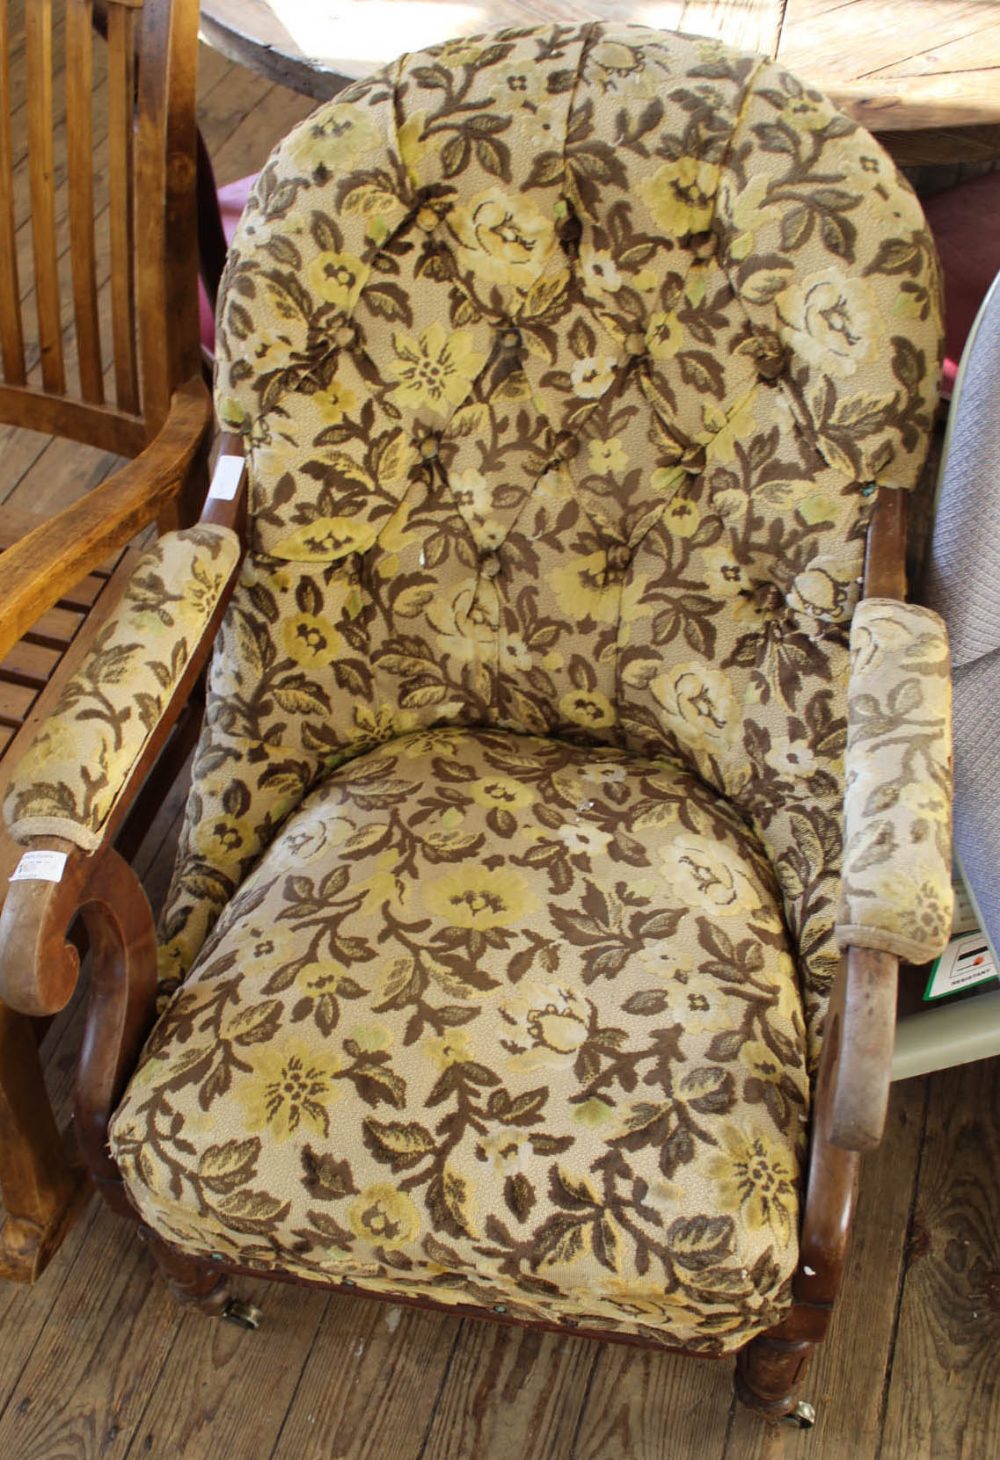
[0,0,211,1282]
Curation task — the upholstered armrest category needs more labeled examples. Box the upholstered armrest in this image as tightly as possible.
[3,525,241,853]
[836,598,953,963]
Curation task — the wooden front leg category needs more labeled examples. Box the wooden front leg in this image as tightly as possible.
[0,843,159,1244]
[0,1001,90,1282]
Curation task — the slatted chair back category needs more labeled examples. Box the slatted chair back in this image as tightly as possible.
[0,0,201,457]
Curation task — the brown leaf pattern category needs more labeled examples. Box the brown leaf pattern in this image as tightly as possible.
[113,729,807,1351]
[105,23,942,1351]
[836,599,952,960]
[4,527,241,850]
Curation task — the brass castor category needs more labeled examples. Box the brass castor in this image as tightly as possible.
[782,1401,816,1430]
[221,1297,263,1330]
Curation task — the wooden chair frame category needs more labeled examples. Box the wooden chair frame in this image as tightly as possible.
[0,0,212,1282]
[0,457,910,1421]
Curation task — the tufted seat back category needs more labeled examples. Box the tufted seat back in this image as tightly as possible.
[158,24,941,1044]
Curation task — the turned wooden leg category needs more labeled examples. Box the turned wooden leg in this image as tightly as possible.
[138,1228,262,1329]
[138,1227,230,1313]
[735,1328,817,1424]
[0,1001,90,1283]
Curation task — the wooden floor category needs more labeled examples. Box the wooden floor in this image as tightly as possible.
[0,21,999,1460]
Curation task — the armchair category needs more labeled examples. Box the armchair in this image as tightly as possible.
[0,23,953,1422]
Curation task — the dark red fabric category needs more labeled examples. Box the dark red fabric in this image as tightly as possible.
[198,174,258,353]
[924,170,1000,393]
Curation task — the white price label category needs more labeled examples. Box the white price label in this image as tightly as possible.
[10,849,68,884]
[208,454,244,502]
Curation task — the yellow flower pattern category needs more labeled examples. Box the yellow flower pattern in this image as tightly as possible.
[6,22,946,1360]
[385,323,485,415]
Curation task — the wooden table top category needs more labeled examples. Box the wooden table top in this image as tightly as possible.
[200,0,1000,164]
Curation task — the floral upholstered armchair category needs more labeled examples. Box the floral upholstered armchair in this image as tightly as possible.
[0,23,953,1424]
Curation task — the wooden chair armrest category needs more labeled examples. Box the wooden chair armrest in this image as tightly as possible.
[199,433,248,535]
[0,375,211,664]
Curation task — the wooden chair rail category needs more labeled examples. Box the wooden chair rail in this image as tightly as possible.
[0,374,210,666]
[0,3,24,385]
[0,382,147,455]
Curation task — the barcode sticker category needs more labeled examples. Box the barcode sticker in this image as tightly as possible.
[10,850,68,884]
[208,454,244,502]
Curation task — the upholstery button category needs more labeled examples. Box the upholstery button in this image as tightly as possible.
[751,330,786,381]
[658,439,684,467]
[419,436,439,460]
[480,550,501,579]
[556,210,582,243]
[500,327,521,349]
[416,205,438,231]
[606,543,631,573]
[552,430,579,461]
[625,330,646,356]
[556,205,582,255]
[334,324,356,349]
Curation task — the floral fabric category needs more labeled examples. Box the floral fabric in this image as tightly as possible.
[107,23,944,1348]
[3,527,241,851]
[836,599,952,961]
[112,728,808,1353]
[156,23,942,1057]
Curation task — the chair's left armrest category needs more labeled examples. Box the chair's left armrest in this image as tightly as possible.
[836,597,954,963]
[2,524,241,856]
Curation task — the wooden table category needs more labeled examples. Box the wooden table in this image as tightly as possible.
[200,0,1000,165]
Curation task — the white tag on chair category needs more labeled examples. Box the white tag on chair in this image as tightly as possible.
[208,454,244,501]
[10,850,68,883]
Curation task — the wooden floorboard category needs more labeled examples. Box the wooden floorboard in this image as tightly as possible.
[119,1277,330,1460]
[572,1341,733,1460]
[1,20,999,1460]
[268,1297,459,1460]
[879,1059,1000,1460]
[420,1318,598,1460]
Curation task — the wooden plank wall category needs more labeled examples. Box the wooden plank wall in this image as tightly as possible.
[0,8,997,1459]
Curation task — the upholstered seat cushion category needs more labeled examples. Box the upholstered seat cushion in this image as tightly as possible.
[111,728,808,1352]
